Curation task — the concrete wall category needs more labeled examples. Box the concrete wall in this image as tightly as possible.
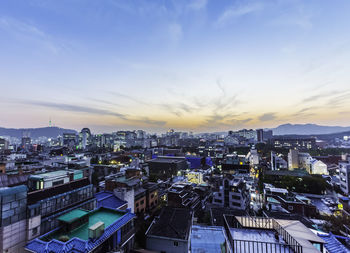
[0,220,27,253]
[146,236,188,253]
[27,215,41,241]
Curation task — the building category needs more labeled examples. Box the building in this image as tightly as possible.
[0,138,9,151]
[25,207,136,253]
[0,185,27,253]
[246,146,260,167]
[339,157,350,195]
[271,152,288,170]
[223,215,325,252]
[186,171,205,185]
[167,182,201,210]
[288,149,299,170]
[21,137,31,150]
[221,154,250,175]
[146,207,193,253]
[105,170,159,214]
[27,169,96,237]
[264,184,317,217]
[272,137,316,150]
[212,175,250,210]
[291,152,328,175]
[147,156,189,181]
[96,191,128,210]
[80,128,91,149]
[62,133,77,147]
[190,225,226,253]
[256,129,264,142]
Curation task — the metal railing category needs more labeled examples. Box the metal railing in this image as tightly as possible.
[223,215,303,253]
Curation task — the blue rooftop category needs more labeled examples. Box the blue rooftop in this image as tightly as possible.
[318,233,350,253]
[95,191,127,210]
[25,207,135,253]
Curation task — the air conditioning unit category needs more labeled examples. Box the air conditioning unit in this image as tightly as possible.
[89,221,105,239]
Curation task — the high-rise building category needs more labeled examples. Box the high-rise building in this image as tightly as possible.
[62,133,77,147]
[0,138,9,151]
[340,157,350,195]
[21,137,31,150]
[256,129,264,142]
[288,149,299,170]
[80,128,91,149]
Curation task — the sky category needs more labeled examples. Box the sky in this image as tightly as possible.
[1,0,350,133]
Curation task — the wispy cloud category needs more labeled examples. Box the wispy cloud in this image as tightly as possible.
[259,113,276,122]
[21,100,127,119]
[130,117,167,127]
[216,2,263,27]
[109,91,149,106]
[188,0,208,11]
[0,16,63,54]
[268,5,313,30]
[301,90,345,103]
[168,23,183,43]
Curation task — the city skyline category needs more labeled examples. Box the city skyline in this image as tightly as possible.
[1,0,350,133]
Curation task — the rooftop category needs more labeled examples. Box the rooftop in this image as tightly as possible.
[95,191,127,210]
[52,208,123,241]
[26,207,136,253]
[57,209,89,224]
[191,225,226,253]
[147,207,192,240]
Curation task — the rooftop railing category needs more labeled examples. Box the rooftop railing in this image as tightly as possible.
[223,215,303,253]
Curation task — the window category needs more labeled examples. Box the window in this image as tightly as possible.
[141,200,144,205]
[136,203,139,207]
[32,227,38,236]
[53,180,64,186]
[174,241,179,246]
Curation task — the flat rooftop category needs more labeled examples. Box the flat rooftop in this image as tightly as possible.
[49,209,124,241]
[191,225,226,253]
[57,209,89,223]
[231,227,284,242]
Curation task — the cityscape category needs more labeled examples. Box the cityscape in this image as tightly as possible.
[1,0,350,253]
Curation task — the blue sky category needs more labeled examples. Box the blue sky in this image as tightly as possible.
[1,0,350,133]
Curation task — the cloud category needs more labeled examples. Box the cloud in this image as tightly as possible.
[188,0,208,11]
[21,100,127,119]
[301,90,344,103]
[0,16,63,54]
[110,91,149,105]
[129,117,167,127]
[268,4,313,30]
[216,2,263,27]
[259,113,276,122]
[87,98,122,107]
[168,23,183,43]
[327,92,350,108]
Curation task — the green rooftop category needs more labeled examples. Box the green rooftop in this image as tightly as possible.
[57,209,89,223]
[49,208,124,241]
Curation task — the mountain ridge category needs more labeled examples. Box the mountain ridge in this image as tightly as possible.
[0,127,77,139]
[271,123,350,135]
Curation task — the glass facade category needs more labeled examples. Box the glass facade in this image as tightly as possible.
[0,186,27,227]
[29,185,94,218]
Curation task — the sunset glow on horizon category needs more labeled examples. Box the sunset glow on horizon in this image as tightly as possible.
[1,0,350,133]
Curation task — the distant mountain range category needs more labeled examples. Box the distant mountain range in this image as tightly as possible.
[271,124,350,135]
[0,127,77,139]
